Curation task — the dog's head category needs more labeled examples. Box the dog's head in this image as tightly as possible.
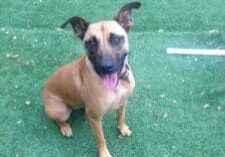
[61,2,141,90]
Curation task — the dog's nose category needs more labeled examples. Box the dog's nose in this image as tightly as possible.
[98,55,115,74]
[101,64,114,73]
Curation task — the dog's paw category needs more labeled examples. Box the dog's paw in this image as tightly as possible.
[118,124,132,137]
[60,123,73,137]
[99,148,112,157]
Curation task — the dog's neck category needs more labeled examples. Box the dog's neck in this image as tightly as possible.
[119,63,130,83]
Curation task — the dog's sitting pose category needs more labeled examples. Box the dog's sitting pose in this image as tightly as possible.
[43,2,141,157]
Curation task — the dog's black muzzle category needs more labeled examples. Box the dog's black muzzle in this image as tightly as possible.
[93,53,127,77]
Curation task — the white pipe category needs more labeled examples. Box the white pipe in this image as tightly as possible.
[167,48,225,56]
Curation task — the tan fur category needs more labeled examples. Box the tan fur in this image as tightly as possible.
[43,21,135,157]
[84,21,129,57]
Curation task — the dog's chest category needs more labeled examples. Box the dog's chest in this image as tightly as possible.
[101,77,135,113]
[107,85,129,111]
[82,65,135,115]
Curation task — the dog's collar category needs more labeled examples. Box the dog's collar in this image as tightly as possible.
[119,63,130,83]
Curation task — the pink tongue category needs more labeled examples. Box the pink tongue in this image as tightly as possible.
[101,73,118,90]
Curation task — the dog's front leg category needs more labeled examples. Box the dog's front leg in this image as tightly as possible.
[86,110,112,157]
[117,102,132,137]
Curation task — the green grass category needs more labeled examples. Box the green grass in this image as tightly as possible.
[0,0,225,157]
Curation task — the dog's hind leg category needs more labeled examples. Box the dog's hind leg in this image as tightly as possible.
[44,97,73,137]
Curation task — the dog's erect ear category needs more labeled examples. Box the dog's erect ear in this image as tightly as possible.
[114,2,141,32]
[60,16,89,40]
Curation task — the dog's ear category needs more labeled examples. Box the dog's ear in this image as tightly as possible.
[114,2,141,32]
[60,16,89,40]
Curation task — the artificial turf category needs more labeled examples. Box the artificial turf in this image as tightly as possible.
[0,0,225,157]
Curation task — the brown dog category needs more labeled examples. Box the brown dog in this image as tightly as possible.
[43,2,141,157]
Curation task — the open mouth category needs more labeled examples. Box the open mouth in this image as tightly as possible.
[89,53,128,90]
[101,73,118,90]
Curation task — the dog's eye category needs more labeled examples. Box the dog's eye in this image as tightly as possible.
[109,33,122,47]
[85,37,98,53]
[87,37,96,47]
